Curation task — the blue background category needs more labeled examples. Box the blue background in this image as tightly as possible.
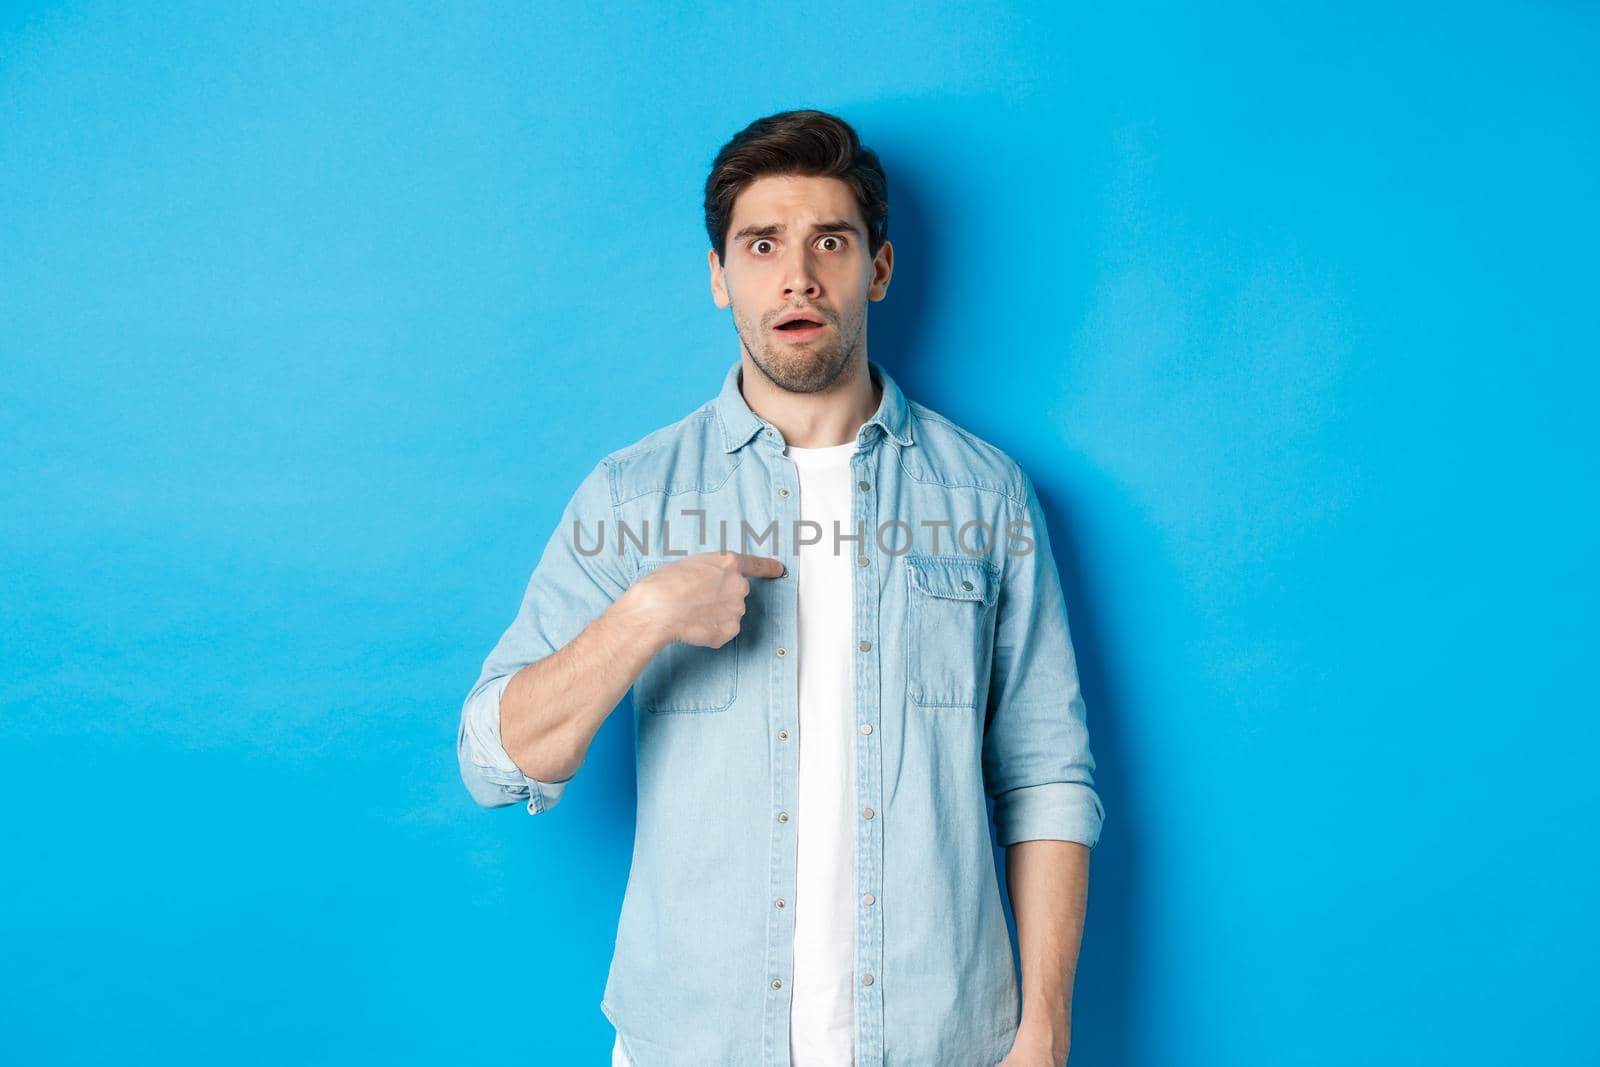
[3,2,1596,1064]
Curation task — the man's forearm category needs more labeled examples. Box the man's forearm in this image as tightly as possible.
[499,586,666,782]
[1007,839,1091,1057]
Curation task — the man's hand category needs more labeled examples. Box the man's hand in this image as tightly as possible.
[997,1021,1070,1067]
[626,550,785,649]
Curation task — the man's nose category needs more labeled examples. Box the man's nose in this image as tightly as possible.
[782,248,821,298]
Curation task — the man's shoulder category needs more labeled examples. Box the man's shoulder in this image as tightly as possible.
[588,397,730,505]
[600,401,720,464]
[904,398,1029,504]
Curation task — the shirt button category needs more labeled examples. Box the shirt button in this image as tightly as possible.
[858,723,872,735]
[862,893,875,906]
[777,729,789,741]
[772,978,783,989]
[857,480,870,491]
[862,806,874,819]
[861,973,874,986]
[857,556,869,567]
[776,646,787,657]
[765,428,774,437]
[775,898,786,909]
[961,580,973,591]
[777,811,789,823]
[858,639,872,652]
[778,487,789,497]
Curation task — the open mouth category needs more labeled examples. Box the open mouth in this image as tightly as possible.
[774,317,828,341]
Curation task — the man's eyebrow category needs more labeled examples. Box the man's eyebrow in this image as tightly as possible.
[730,219,863,243]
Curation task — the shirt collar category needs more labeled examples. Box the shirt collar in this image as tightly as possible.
[713,357,915,454]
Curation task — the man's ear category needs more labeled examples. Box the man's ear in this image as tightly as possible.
[708,248,731,308]
[868,239,894,302]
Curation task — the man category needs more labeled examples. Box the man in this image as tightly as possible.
[457,109,1103,1067]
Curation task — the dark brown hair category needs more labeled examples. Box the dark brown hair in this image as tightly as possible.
[704,109,889,265]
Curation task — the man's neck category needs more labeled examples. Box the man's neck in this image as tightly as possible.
[740,355,882,448]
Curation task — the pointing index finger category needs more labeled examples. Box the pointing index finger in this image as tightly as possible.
[735,553,787,578]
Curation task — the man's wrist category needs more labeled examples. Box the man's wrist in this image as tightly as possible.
[1013,1014,1071,1062]
[608,583,673,655]
[1018,1005,1071,1045]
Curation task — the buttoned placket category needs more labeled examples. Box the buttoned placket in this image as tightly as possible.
[762,422,799,1065]
[850,430,885,1067]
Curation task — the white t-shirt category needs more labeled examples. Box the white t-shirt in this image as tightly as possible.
[785,439,859,1065]
[613,439,859,1066]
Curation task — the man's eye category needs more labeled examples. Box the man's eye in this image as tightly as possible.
[818,235,846,252]
[751,239,775,255]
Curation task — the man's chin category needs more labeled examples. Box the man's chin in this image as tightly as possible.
[758,350,848,394]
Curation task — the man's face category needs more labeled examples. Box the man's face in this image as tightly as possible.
[709,174,893,394]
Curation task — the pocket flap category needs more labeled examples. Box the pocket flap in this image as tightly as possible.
[635,555,687,579]
[905,554,997,604]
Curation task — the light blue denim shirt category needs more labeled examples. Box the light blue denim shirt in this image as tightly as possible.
[458,357,1104,1066]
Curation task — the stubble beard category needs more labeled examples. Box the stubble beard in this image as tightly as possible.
[736,301,865,395]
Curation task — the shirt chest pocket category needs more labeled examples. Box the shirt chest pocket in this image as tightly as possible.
[904,554,998,709]
[632,558,741,715]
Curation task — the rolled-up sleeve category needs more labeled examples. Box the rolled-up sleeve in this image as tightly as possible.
[457,457,630,814]
[982,464,1105,848]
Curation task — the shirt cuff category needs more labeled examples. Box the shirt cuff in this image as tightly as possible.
[460,673,576,815]
[993,781,1104,848]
